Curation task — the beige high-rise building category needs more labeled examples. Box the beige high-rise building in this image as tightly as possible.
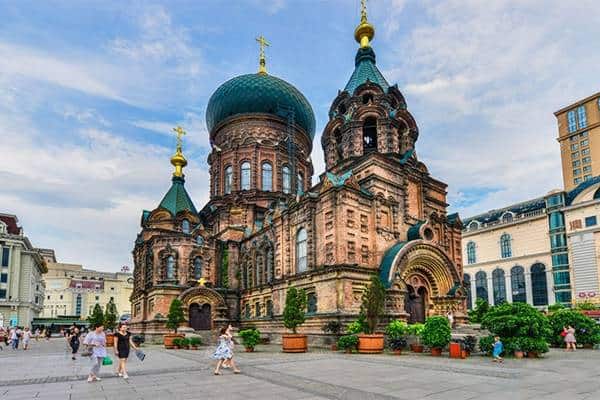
[42,258,133,320]
[555,91,600,191]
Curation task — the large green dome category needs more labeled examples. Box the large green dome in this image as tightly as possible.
[206,73,316,139]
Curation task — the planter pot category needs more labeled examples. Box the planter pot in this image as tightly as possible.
[449,343,462,359]
[357,334,384,354]
[392,349,402,355]
[461,349,469,359]
[105,333,114,348]
[173,346,180,350]
[410,344,424,353]
[282,334,308,353]
[344,348,353,354]
[583,343,593,349]
[245,347,255,352]
[163,333,184,349]
[331,344,338,351]
[514,350,524,359]
[190,346,198,350]
[431,347,443,357]
[527,351,538,359]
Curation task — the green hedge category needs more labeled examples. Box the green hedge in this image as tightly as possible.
[548,309,600,346]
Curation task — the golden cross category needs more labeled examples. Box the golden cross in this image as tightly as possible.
[172,126,186,150]
[197,277,206,287]
[256,35,270,74]
[360,0,368,22]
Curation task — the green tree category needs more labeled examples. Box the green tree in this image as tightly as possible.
[468,298,490,323]
[421,316,452,349]
[87,303,104,327]
[103,298,118,331]
[360,275,387,334]
[166,298,186,333]
[283,287,307,333]
[548,309,600,346]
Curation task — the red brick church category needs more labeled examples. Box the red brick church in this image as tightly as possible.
[130,6,466,342]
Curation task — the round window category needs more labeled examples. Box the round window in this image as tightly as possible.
[423,228,434,241]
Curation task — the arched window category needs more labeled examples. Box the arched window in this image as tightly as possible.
[466,241,476,264]
[261,162,272,191]
[362,117,378,152]
[531,263,548,306]
[196,236,204,246]
[266,245,274,283]
[500,234,512,258]
[297,172,304,196]
[296,228,308,273]
[475,271,488,302]
[193,257,202,280]
[166,256,175,280]
[240,161,251,190]
[511,266,526,303]
[181,219,190,234]
[464,273,472,310]
[502,213,513,223]
[224,166,233,194]
[492,268,506,304]
[307,293,318,314]
[255,253,265,286]
[282,166,291,194]
[468,221,479,231]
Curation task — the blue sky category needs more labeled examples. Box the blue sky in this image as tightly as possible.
[1,0,599,271]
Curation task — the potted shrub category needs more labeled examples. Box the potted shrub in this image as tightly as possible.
[164,298,186,349]
[385,320,409,355]
[322,321,342,351]
[357,276,387,354]
[421,316,451,356]
[282,287,308,353]
[188,337,202,350]
[103,299,118,347]
[513,340,524,359]
[462,335,477,358]
[408,323,425,353]
[337,334,359,354]
[239,328,261,352]
[172,337,184,349]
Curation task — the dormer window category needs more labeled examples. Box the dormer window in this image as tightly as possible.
[468,221,480,231]
[501,212,513,223]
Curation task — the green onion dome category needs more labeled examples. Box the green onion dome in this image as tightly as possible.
[206,73,316,139]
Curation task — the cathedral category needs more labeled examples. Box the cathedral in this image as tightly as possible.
[130,6,467,343]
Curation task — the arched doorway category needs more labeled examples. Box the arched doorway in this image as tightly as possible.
[405,284,427,323]
[189,303,211,331]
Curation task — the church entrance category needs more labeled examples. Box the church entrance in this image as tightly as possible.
[189,303,211,330]
[405,284,428,323]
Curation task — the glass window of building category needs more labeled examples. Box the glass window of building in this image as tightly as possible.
[0,273,7,283]
[181,219,190,234]
[582,148,590,155]
[583,166,592,173]
[570,135,578,142]
[574,177,582,184]
[581,131,589,138]
[581,139,589,147]
[166,255,175,279]
[297,172,304,195]
[468,221,479,230]
[531,263,548,306]
[583,156,591,164]
[549,212,564,229]
[282,166,291,194]
[571,143,579,151]
[296,228,308,273]
[261,162,272,191]
[567,110,577,132]
[502,213,513,223]
[1,248,9,267]
[307,293,317,314]
[584,174,592,181]
[475,271,488,301]
[464,273,472,310]
[571,151,579,159]
[585,216,597,227]
[240,161,251,190]
[466,241,476,264]
[193,257,202,279]
[577,105,587,128]
[573,168,581,176]
[572,160,580,167]
[224,166,233,194]
[511,266,527,303]
[500,234,512,258]
[492,268,506,304]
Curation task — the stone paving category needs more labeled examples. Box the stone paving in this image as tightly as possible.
[0,338,598,399]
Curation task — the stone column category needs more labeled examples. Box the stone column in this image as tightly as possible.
[488,274,494,306]
[505,271,513,303]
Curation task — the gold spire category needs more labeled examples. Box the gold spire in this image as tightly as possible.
[256,35,270,74]
[354,0,375,48]
[170,126,188,178]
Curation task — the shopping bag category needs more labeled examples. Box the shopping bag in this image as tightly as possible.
[135,349,146,362]
[102,356,113,366]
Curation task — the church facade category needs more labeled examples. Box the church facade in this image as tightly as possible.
[130,8,466,343]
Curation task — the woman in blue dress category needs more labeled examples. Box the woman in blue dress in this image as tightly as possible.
[213,326,240,375]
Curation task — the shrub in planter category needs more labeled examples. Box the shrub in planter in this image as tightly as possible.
[481,302,551,356]
[478,335,495,355]
[357,276,386,354]
[386,320,408,354]
[188,337,202,349]
[548,309,600,347]
[346,316,366,335]
[282,287,308,353]
[408,323,425,352]
[421,316,451,356]
[172,337,185,349]
[164,298,186,348]
[337,334,359,353]
[322,321,342,350]
[389,338,407,354]
[239,328,261,352]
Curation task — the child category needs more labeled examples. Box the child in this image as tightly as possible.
[212,326,240,375]
[492,336,504,362]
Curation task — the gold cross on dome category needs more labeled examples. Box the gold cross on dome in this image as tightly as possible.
[173,126,186,150]
[360,0,368,22]
[256,35,270,74]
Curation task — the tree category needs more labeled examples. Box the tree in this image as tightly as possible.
[87,303,104,327]
[283,287,307,333]
[103,299,118,332]
[468,298,489,323]
[421,316,452,349]
[548,309,600,346]
[360,275,387,334]
[166,298,186,333]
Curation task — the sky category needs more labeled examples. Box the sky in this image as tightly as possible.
[1,0,599,272]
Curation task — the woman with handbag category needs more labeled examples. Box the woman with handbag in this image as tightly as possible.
[83,323,107,382]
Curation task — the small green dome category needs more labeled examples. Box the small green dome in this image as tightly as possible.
[206,73,316,139]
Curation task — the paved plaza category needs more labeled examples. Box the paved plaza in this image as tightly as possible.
[0,339,598,400]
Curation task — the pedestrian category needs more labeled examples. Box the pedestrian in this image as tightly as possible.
[114,322,138,379]
[83,323,107,383]
[222,324,235,369]
[22,327,32,350]
[10,327,20,350]
[34,328,40,342]
[45,328,52,340]
[492,336,504,362]
[564,325,577,351]
[69,327,81,360]
[212,326,240,375]
[446,311,454,329]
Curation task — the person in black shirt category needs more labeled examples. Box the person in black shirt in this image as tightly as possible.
[68,328,80,360]
[114,323,138,379]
